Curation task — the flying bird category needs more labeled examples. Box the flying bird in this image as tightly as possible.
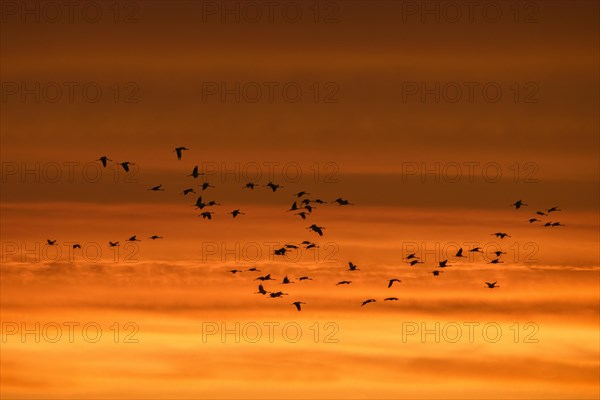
[511,200,527,209]
[182,188,196,195]
[551,222,565,227]
[384,297,399,301]
[243,182,256,189]
[108,241,119,247]
[228,269,243,274]
[296,191,310,198]
[295,212,307,219]
[432,270,442,276]
[256,285,268,295]
[493,251,506,257]
[199,211,214,220]
[485,282,499,289]
[388,278,402,288]
[535,211,547,216]
[409,260,423,266]
[127,235,140,242]
[333,198,353,206]
[269,291,287,298]
[470,247,483,253]
[247,267,261,272]
[405,253,418,260]
[336,281,352,285]
[72,243,81,249]
[437,260,451,268]
[455,248,466,258]
[265,182,283,192]
[188,165,202,179]
[174,146,189,160]
[256,274,274,281]
[201,182,214,191]
[491,232,511,239]
[281,276,294,284]
[229,209,245,218]
[489,258,503,264]
[46,239,57,245]
[148,184,164,191]
[149,235,163,240]
[292,301,305,311]
[361,299,376,307]
[547,206,561,213]
[298,276,312,281]
[528,218,540,223]
[348,262,360,271]
[119,161,135,172]
[307,224,325,236]
[97,156,111,167]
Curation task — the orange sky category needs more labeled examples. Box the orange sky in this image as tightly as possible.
[1,1,599,399]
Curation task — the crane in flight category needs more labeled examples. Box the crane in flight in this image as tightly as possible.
[174,146,190,160]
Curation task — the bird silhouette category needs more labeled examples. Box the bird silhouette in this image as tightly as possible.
[298,276,313,281]
[46,239,57,245]
[493,251,506,257]
[511,200,527,209]
[256,285,268,295]
[246,267,260,272]
[489,258,503,264]
[292,301,305,311]
[405,253,418,260]
[148,184,164,191]
[243,182,256,189]
[97,156,111,167]
[109,241,119,247]
[296,191,310,198]
[336,281,352,285]
[305,243,318,249]
[201,182,214,191]
[274,247,288,256]
[470,247,483,253]
[256,274,274,281]
[288,201,298,211]
[228,269,243,274]
[547,206,561,213]
[127,235,140,242]
[174,146,189,160]
[72,243,81,249]
[207,200,220,207]
[199,211,214,220]
[528,218,540,223]
[455,248,466,258]
[348,262,360,271]
[409,260,423,266]
[188,165,203,179]
[388,278,402,288]
[551,222,565,227]
[437,260,451,268]
[303,205,316,213]
[182,188,196,195]
[361,299,376,307]
[149,235,163,240]
[485,282,499,288]
[384,297,399,301]
[333,198,353,206]
[269,291,287,298]
[295,212,307,219]
[285,244,298,249]
[308,224,324,236]
[432,270,443,276]
[265,182,283,192]
[119,162,135,172]
[281,276,294,284]
[229,209,245,218]
[491,232,511,239]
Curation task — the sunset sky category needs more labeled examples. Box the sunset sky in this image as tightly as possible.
[1,1,599,399]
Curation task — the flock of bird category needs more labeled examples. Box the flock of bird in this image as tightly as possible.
[44,150,565,311]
